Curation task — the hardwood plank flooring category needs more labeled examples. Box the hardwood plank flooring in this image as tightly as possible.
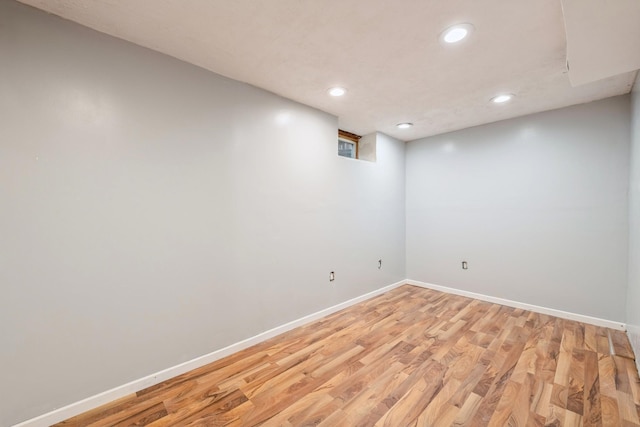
[55,285,640,426]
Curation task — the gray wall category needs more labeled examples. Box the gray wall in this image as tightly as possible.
[2,1,636,425]
[628,73,640,360]
[0,2,406,425]
[406,96,630,321]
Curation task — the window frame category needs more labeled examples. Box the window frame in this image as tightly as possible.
[338,129,361,159]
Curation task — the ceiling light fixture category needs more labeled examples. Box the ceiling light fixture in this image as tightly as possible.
[328,87,346,97]
[440,23,475,44]
[396,123,413,129]
[491,93,514,104]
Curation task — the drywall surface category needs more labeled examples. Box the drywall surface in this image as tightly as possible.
[358,133,377,162]
[628,73,640,362]
[0,2,406,425]
[406,96,630,322]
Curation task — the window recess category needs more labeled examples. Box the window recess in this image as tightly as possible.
[338,129,361,159]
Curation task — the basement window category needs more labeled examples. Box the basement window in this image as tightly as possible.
[338,129,361,159]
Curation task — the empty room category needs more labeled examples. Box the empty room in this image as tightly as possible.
[2,0,640,426]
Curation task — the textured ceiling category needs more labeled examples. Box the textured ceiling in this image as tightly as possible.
[18,0,638,141]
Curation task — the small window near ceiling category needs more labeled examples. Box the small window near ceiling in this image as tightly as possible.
[338,129,361,159]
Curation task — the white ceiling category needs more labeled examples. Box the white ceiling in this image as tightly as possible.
[18,0,638,141]
[562,0,640,87]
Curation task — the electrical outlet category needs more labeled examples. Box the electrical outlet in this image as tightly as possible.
[378,259,382,269]
[329,271,335,281]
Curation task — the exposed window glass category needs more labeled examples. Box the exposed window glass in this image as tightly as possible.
[338,138,357,158]
[338,129,361,159]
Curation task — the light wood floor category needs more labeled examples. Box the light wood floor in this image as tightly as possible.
[56,285,640,426]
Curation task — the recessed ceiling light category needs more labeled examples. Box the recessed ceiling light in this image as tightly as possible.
[491,94,514,104]
[440,23,475,44]
[328,87,346,97]
[397,123,413,129]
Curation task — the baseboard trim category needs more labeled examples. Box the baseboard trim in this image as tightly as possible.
[12,280,405,427]
[406,279,626,331]
[627,324,640,373]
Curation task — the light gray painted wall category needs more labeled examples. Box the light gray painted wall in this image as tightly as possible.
[406,96,630,321]
[0,2,406,425]
[628,73,640,362]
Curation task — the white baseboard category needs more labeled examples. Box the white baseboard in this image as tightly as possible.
[627,324,640,371]
[12,280,405,427]
[14,279,628,426]
[406,279,626,331]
